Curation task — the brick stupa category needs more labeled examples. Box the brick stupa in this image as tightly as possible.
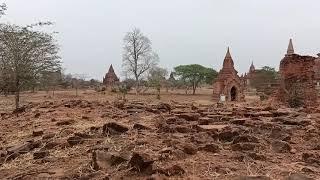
[103,64,119,87]
[245,61,256,86]
[213,48,244,101]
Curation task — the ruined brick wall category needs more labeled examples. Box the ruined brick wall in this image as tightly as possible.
[278,54,317,106]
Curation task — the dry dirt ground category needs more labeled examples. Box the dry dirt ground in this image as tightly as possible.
[0,89,320,180]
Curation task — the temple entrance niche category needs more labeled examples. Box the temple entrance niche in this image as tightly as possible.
[230,86,237,101]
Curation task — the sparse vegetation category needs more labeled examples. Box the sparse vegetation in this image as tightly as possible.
[147,66,168,99]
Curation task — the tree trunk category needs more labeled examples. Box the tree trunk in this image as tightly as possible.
[15,79,20,110]
[192,82,196,95]
[135,76,139,95]
[157,87,161,100]
[15,89,20,110]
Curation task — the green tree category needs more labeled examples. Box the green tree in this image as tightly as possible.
[204,68,218,85]
[174,64,217,95]
[250,66,278,92]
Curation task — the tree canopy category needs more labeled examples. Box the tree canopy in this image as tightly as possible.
[174,64,217,95]
[250,66,278,92]
[0,23,61,109]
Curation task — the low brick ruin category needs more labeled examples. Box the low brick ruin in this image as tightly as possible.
[213,48,244,101]
[278,39,318,106]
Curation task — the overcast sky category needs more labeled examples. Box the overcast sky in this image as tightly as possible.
[2,0,320,80]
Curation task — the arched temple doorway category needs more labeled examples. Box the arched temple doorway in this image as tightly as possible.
[230,86,237,101]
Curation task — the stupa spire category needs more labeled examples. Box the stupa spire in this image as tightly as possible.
[223,47,234,68]
[287,39,294,55]
[108,64,115,73]
[249,61,255,72]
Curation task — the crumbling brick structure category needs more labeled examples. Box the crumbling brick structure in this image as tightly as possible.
[103,65,119,87]
[314,54,320,87]
[278,39,318,106]
[213,48,244,101]
[244,62,256,87]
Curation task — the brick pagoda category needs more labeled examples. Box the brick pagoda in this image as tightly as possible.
[213,48,244,101]
[243,61,256,87]
[103,64,120,87]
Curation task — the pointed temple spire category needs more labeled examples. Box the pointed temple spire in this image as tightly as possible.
[287,39,294,55]
[249,61,255,72]
[108,64,115,73]
[225,47,232,59]
[223,47,234,68]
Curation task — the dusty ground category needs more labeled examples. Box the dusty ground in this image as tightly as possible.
[0,89,320,180]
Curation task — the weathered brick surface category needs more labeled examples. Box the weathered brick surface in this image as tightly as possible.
[278,53,318,106]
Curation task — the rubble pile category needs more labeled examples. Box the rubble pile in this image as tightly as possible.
[0,99,319,179]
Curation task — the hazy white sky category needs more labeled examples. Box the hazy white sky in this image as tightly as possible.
[2,0,320,80]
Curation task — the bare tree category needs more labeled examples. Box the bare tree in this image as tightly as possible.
[0,23,61,109]
[122,28,158,94]
[0,3,6,17]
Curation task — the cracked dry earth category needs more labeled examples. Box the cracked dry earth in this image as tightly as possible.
[1,97,320,179]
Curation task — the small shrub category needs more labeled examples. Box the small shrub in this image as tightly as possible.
[111,87,118,93]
